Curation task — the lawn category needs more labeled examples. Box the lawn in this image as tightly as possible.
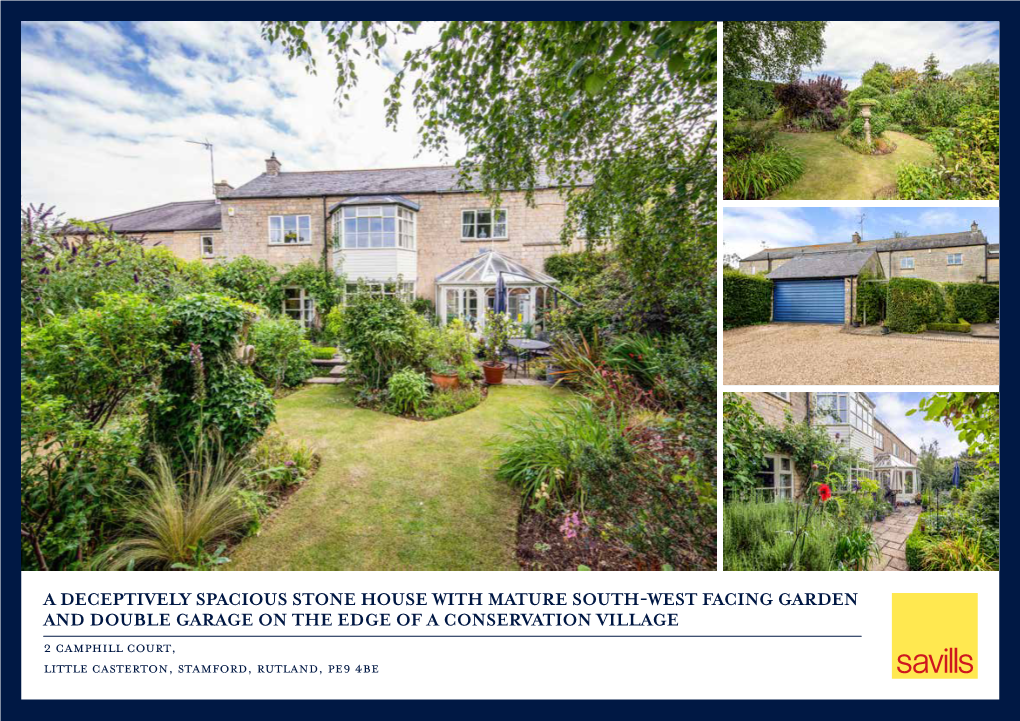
[770,130,935,200]
[228,383,567,571]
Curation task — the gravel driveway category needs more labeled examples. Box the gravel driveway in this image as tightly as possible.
[724,324,999,385]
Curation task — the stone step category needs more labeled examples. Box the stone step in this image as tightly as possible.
[305,376,345,385]
[312,358,346,366]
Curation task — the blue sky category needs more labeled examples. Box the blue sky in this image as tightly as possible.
[870,393,971,457]
[798,21,999,89]
[723,207,999,265]
[21,21,462,219]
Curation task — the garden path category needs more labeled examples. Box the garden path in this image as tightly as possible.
[871,506,921,571]
[227,383,566,570]
[769,131,935,200]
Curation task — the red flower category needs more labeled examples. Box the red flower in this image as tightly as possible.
[818,484,832,502]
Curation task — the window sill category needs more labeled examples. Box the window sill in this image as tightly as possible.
[338,246,416,251]
[461,238,509,243]
[268,242,314,247]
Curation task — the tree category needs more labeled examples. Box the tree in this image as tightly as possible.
[263,21,718,336]
[892,66,920,91]
[861,62,893,95]
[923,53,943,83]
[723,21,827,82]
[909,392,999,483]
[916,439,949,492]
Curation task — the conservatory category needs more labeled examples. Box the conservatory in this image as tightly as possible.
[874,453,919,504]
[435,249,559,332]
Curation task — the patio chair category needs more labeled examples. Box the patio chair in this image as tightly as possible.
[501,350,523,378]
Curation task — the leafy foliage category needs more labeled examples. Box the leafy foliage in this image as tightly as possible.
[420,386,484,421]
[210,256,279,307]
[722,269,772,328]
[250,316,315,392]
[772,74,847,128]
[942,283,998,323]
[723,146,804,199]
[723,21,827,82]
[885,278,946,332]
[386,368,430,416]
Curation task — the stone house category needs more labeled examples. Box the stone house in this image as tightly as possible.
[737,392,916,501]
[736,224,996,325]
[75,154,586,329]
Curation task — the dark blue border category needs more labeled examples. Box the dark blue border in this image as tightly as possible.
[7,4,1005,712]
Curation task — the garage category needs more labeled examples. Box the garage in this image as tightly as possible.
[773,279,845,323]
[766,249,880,325]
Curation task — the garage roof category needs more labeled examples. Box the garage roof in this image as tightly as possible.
[767,250,877,280]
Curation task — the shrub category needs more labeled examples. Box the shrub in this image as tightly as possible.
[772,75,847,129]
[905,525,926,571]
[21,293,168,427]
[420,386,484,421]
[927,320,972,333]
[149,293,275,458]
[543,252,612,286]
[248,429,317,492]
[895,163,949,199]
[885,278,946,333]
[723,269,772,328]
[249,317,315,392]
[943,283,998,323]
[723,499,841,571]
[494,400,629,508]
[855,277,886,324]
[847,84,883,116]
[386,368,430,416]
[327,288,431,388]
[723,147,804,199]
[723,121,777,156]
[408,297,435,316]
[426,318,478,381]
[848,113,889,139]
[210,256,279,307]
[920,534,996,571]
[723,77,778,120]
[967,479,999,530]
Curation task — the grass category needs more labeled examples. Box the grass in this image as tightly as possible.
[227,383,567,570]
[768,130,935,200]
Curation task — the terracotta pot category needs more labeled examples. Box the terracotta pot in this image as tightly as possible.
[483,362,507,385]
[431,372,460,391]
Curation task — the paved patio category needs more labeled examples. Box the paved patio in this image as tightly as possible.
[871,505,921,571]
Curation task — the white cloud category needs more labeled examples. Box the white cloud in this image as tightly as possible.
[722,207,816,265]
[872,394,967,457]
[916,210,966,230]
[811,21,1000,88]
[21,21,466,219]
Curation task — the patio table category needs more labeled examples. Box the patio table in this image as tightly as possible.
[507,338,551,377]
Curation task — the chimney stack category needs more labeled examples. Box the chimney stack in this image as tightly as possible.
[266,152,281,176]
[852,231,862,244]
[971,220,979,232]
[213,179,233,202]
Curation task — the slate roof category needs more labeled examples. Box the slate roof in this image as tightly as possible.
[744,229,988,262]
[67,200,222,234]
[328,195,421,214]
[767,250,877,280]
[225,165,581,199]
[988,243,1000,255]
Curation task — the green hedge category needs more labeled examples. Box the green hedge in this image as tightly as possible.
[927,320,972,333]
[905,524,926,571]
[723,269,772,329]
[543,252,611,286]
[886,278,946,333]
[943,283,999,323]
[856,278,887,324]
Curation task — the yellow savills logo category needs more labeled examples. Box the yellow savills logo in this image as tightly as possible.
[892,593,977,678]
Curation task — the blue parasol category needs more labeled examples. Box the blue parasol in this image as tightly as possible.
[951,461,961,488]
[494,271,507,314]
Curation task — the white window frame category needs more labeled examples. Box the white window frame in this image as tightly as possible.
[893,442,898,456]
[282,287,315,327]
[815,392,872,436]
[947,253,963,266]
[334,206,416,250]
[875,428,884,450]
[461,208,508,240]
[344,281,416,303]
[269,215,312,246]
[201,235,215,258]
[900,257,914,269]
[755,453,795,501]
[769,392,791,401]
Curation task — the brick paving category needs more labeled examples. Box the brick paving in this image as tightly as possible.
[870,505,921,571]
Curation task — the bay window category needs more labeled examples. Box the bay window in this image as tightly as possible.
[334,205,415,250]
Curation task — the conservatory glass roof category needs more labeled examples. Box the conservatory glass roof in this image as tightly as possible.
[874,454,916,470]
[435,249,558,286]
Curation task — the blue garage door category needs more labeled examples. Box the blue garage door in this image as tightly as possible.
[773,279,845,324]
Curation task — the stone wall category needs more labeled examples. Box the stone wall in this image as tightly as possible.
[737,392,811,498]
[217,188,584,300]
[875,244,988,283]
[138,230,224,263]
[987,256,999,283]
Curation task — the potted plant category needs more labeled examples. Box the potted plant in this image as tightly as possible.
[429,358,460,390]
[481,310,519,385]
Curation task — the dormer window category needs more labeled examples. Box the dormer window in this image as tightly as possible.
[462,209,507,240]
[333,205,415,250]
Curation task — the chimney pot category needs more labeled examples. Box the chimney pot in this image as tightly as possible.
[852,231,862,244]
[971,220,979,232]
[266,152,282,176]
